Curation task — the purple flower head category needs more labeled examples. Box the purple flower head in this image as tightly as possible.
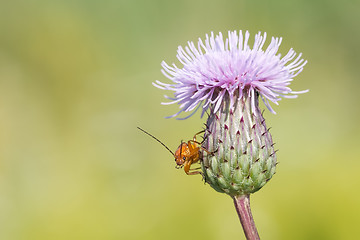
[154,30,308,119]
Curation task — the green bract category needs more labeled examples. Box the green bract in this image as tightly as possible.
[201,95,277,197]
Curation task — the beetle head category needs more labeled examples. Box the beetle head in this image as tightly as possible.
[174,142,188,167]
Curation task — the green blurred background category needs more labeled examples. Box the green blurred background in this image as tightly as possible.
[1,0,359,239]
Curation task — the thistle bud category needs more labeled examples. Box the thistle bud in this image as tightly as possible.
[201,95,277,196]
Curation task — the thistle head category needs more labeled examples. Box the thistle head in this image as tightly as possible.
[154,30,307,196]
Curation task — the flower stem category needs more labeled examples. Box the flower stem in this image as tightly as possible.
[233,194,260,240]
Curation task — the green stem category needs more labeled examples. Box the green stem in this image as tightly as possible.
[233,194,260,240]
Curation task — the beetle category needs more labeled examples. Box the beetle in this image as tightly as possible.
[137,127,211,175]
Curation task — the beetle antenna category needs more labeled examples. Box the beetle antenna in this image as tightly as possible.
[137,127,175,156]
[180,140,183,157]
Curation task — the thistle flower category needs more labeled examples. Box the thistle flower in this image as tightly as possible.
[154,31,307,119]
[154,30,307,239]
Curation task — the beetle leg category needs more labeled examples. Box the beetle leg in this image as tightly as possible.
[186,171,203,176]
[183,161,191,174]
[201,146,218,155]
[187,139,217,157]
[184,160,202,176]
[193,129,211,144]
[192,130,205,142]
[190,167,201,170]
[189,140,202,145]
[187,168,205,177]
[187,141,216,155]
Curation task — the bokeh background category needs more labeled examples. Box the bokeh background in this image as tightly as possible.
[1,0,359,239]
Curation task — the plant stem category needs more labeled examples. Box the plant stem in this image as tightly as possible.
[233,194,260,240]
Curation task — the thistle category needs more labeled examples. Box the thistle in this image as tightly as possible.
[154,30,307,239]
